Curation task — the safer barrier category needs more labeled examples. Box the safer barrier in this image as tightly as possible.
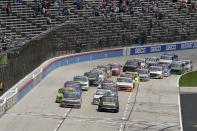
[5,88,18,110]
[0,48,123,117]
[1,40,197,118]
[0,98,6,116]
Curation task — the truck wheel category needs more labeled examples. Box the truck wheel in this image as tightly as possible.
[98,107,102,112]
[114,108,119,113]
[77,105,81,109]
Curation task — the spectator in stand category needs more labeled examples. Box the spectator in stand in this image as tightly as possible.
[179,0,187,11]
[112,0,116,12]
[75,0,80,10]
[187,0,191,4]
[149,19,153,30]
[1,35,6,43]
[47,17,52,25]
[125,0,129,6]
[115,6,119,13]
[102,0,107,9]
[46,1,51,9]
[32,3,37,17]
[58,7,63,16]
[6,2,11,16]
[142,3,149,14]
[129,6,134,14]
[80,0,84,9]
[189,2,196,12]
[140,31,147,45]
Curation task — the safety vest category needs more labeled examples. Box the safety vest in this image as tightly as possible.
[135,75,140,86]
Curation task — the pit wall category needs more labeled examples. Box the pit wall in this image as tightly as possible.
[1,40,197,117]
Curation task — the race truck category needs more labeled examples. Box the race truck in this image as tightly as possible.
[84,71,101,86]
[99,80,118,98]
[145,57,159,68]
[98,95,119,113]
[116,76,134,92]
[91,68,107,81]
[73,75,89,91]
[159,53,178,64]
[60,91,82,108]
[64,81,82,96]
[108,63,122,76]
[123,59,139,72]
[182,60,193,72]
[123,71,139,80]
[97,65,112,78]
[135,68,150,81]
[149,66,164,79]
[56,84,81,103]
[99,80,117,89]
[171,61,186,75]
[92,88,112,105]
[133,58,146,68]
[157,63,171,77]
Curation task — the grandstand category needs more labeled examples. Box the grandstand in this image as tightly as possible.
[0,0,197,93]
[0,0,197,49]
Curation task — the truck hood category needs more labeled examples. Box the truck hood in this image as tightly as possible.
[102,102,116,106]
[62,98,80,102]
[93,94,103,99]
[117,82,133,86]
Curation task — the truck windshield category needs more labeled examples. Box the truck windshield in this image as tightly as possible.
[96,89,111,95]
[102,97,115,102]
[150,67,162,71]
[137,69,149,74]
[117,77,132,83]
[74,77,87,82]
[63,93,80,99]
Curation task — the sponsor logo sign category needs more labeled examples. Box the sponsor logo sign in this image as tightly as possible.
[130,41,197,55]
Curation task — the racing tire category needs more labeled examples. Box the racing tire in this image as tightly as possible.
[77,105,81,109]
[114,109,119,113]
[160,75,164,79]
[98,107,102,112]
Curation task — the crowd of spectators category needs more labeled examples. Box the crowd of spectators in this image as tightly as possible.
[0,0,196,47]
[176,0,197,13]
[1,2,12,16]
[32,0,51,17]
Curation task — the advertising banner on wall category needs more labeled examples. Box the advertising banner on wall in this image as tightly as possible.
[130,41,197,55]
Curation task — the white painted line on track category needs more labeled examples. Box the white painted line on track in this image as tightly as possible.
[119,92,133,131]
[177,75,183,131]
[54,109,71,131]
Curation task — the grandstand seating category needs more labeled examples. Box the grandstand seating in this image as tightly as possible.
[0,0,197,51]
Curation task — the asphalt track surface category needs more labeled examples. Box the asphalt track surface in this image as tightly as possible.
[0,49,197,131]
[181,93,197,131]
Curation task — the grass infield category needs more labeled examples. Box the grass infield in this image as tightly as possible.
[179,71,197,87]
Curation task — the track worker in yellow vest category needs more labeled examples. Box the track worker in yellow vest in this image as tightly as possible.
[135,74,140,88]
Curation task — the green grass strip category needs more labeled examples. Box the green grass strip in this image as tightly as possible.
[179,71,197,87]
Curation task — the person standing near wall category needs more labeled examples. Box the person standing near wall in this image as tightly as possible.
[0,80,3,91]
